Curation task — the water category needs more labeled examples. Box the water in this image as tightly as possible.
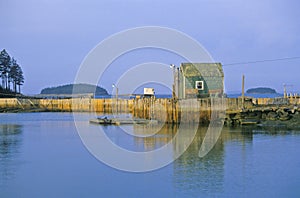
[1,113,300,197]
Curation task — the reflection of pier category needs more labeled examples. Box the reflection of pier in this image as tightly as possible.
[133,124,176,151]
[132,124,253,155]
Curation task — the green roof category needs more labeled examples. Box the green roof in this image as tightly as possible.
[180,63,224,77]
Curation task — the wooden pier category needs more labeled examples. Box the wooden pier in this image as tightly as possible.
[0,97,299,125]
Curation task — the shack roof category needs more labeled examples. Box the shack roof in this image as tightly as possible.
[180,63,224,77]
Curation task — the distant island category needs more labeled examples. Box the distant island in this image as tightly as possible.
[40,84,108,95]
[246,87,277,94]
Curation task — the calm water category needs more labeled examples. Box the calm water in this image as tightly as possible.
[0,113,300,197]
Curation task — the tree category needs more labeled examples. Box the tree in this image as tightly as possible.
[0,49,25,94]
[15,65,24,93]
[0,49,11,89]
[9,58,19,93]
[9,59,24,93]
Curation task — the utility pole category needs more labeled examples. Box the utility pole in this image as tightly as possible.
[170,64,176,99]
[242,74,245,109]
[177,67,180,99]
[283,84,287,98]
[112,84,119,114]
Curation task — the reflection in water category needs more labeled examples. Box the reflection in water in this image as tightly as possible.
[0,124,23,187]
[133,124,176,151]
[172,126,254,196]
[101,123,177,152]
[1,112,300,197]
[132,123,255,196]
[94,119,300,195]
[173,126,225,196]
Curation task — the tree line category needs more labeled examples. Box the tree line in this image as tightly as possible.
[0,49,24,93]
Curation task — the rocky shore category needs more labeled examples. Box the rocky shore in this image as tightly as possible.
[225,105,300,129]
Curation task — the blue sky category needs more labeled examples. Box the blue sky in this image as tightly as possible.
[1,0,300,94]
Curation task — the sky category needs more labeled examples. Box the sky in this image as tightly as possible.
[1,0,300,95]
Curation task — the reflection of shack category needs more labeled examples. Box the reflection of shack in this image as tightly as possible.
[177,63,224,99]
[173,126,254,195]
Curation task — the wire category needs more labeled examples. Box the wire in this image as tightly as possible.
[223,56,300,66]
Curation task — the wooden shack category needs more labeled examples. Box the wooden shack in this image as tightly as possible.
[177,63,224,98]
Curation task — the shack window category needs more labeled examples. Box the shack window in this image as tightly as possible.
[195,81,204,90]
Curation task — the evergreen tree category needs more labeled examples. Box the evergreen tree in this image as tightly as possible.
[0,49,11,89]
[0,49,24,94]
[16,65,24,93]
[9,58,19,92]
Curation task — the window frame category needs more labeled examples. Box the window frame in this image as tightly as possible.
[195,80,204,90]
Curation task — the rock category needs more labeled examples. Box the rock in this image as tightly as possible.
[267,112,278,121]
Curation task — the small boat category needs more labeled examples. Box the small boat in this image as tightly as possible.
[89,116,158,125]
[90,116,113,125]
